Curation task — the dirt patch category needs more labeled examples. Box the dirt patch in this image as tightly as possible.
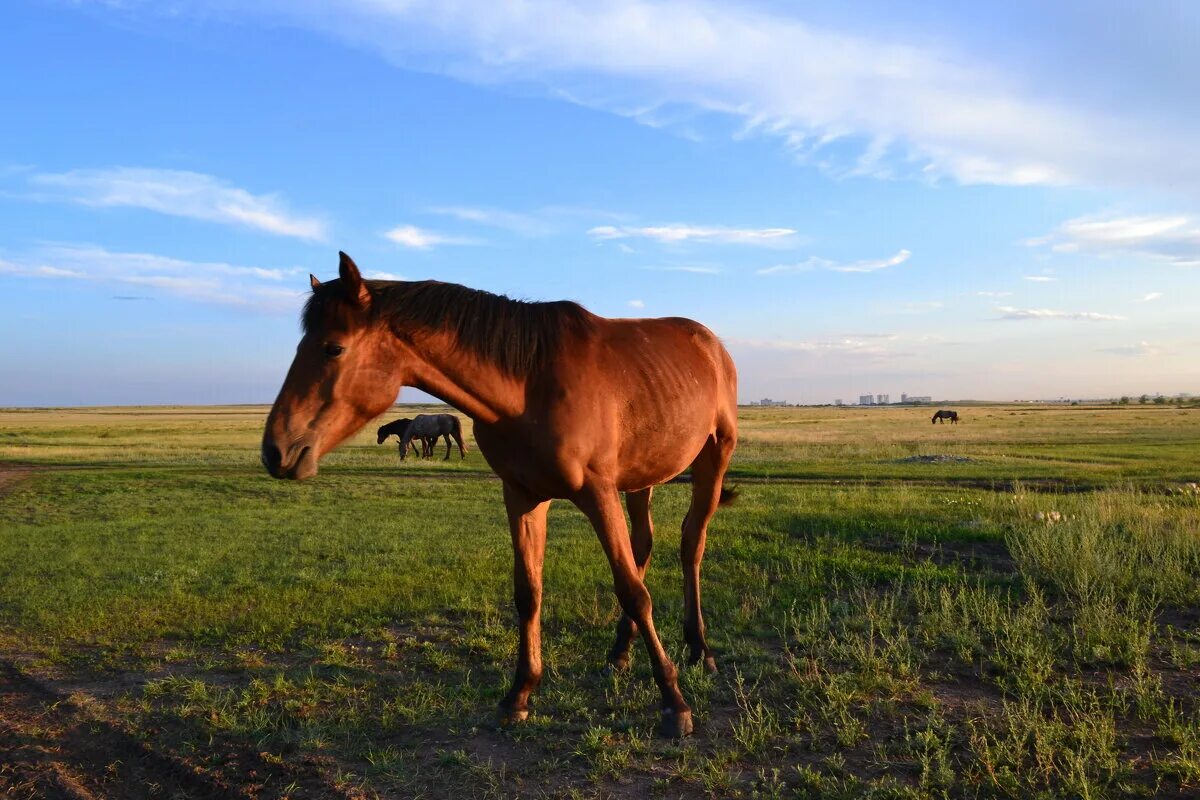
[0,660,232,798]
[0,660,360,799]
[0,464,49,500]
[861,536,1017,575]
[894,454,976,464]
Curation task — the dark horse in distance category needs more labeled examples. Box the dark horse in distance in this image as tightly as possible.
[262,253,738,737]
[932,409,959,424]
[377,417,437,458]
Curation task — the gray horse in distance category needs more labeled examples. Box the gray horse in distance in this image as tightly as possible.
[401,414,469,460]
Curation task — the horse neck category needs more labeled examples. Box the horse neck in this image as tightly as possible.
[396,327,525,424]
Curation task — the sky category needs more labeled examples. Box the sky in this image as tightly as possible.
[2,0,1200,406]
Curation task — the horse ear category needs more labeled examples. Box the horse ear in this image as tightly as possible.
[309,274,322,290]
[338,251,371,307]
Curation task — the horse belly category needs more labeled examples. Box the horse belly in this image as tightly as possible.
[617,432,709,492]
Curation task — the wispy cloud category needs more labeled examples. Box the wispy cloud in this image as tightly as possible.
[0,243,307,311]
[728,335,901,358]
[1030,213,1200,266]
[627,299,645,309]
[140,1,1200,193]
[1137,291,1162,302]
[975,290,1012,297]
[383,224,474,249]
[1024,275,1055,282]
[429,206,553,237]
[995,306,1124,321]
[590,224,797,246]
[27,167,328,241]
[901,301,943,314]
[758,249,911,275]
[641,265,722,275]
[1099,341,1162,357]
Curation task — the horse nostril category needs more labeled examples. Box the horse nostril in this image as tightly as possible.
[262,442,284,473]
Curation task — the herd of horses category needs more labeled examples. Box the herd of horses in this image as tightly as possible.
[262,252,955,738]
[377,413,468,460]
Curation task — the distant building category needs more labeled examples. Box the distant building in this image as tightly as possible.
[757,398,787,407]
[859,394,875,406]
[901,393,933,404]
[834,399,844,406]
[876,394,890,405]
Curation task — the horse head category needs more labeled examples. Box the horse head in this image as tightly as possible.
[377,418,413,445]
[262,252,408,480]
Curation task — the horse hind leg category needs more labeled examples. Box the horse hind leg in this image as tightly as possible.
[682,429,735,673]
[442,432,452,460]
[578,484,691,737]
[450,422,468,459]
[607,487,654,671]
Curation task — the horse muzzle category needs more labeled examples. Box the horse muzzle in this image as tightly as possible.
[261,438,319,480]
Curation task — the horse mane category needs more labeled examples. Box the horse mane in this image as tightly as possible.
[304,279,591,377]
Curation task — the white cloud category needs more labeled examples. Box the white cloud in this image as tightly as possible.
[758,249,910,275]
[627,299,645,309]
[149,1,1200,192]
[366,271,404,280]
[383,224,474,249]
[28,167,327,241]
[975,290,1012,297]
[1024,275,1055,282]
[995,306,1124,322]
[1030,213,1200,266]
[1137,292,1162,302]
[0,243,307,311]
[1099,341,1162,357]
[590,223,797,246]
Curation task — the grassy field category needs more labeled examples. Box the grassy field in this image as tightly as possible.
[2,403,1199,798]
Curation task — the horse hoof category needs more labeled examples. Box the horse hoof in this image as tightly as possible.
[703,655,718,674]
[659,708,693,738]
[497,706,529,726]
[605,655,631,673]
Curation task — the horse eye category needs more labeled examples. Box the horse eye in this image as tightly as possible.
[324,342,345,358]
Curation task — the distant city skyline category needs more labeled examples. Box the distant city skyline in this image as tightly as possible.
[3,2,1200,406]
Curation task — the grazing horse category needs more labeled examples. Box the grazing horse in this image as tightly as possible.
[932,409,959,424]
[376,417,437,458]
[262,252,738,737]
[399,413,468,461]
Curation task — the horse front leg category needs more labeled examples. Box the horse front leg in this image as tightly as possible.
[577,484,692,737]
[498,481,550,725]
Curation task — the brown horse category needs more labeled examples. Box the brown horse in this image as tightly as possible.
[262,253,738,737]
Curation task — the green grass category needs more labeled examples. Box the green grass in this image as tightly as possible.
[2,404,1200,797]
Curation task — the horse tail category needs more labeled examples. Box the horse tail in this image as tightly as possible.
[718,484,739,507]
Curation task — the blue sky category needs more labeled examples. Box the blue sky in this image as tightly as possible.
[3,1,1199,405]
